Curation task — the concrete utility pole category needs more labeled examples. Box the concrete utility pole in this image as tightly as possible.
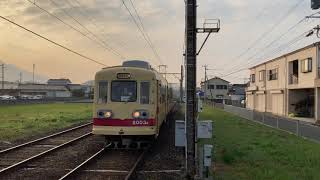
[185,0,197,177]
[32,64,35,84]
[1,64,4,90]
[203,65,208,103]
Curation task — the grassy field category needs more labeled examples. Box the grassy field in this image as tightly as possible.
[0,103,92,142]
[199,106,320,180]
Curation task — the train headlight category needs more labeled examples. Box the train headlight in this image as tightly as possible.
[132,111,140,118]
[132,110,148,119]
[97,110,112,119]
[104,111,112,118]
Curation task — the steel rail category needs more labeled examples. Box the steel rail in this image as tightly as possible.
[58,143,112,180]
[0,132,92,174]
[125,148,148,180]
[0,122,92,154]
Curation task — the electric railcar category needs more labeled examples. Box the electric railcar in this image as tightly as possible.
[92,60,173,146]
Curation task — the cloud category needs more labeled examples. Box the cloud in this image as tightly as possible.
[0,0,318,84]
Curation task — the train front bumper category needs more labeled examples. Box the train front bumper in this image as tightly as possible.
[92,118,157,135]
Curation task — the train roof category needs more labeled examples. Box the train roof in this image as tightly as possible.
[97,64,167,83]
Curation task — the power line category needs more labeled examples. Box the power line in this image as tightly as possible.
[0,15,106,66]
[70,0,129,50]
[226,11,317,73]
[62,0,125,59]
[221,29,310,78]
[221,0,304,72]
[127,0,162,63]
[27,0,124,59]
[121,0,163,65]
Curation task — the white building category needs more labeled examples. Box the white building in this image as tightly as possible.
[201,77,230,103]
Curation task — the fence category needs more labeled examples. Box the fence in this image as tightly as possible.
[223,104,320,143]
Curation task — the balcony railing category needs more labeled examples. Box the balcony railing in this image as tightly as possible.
[289,74,298,84]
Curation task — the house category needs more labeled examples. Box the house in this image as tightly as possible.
[18,84,71,98]
[246,41,320,123]
[0,81,19,96]
[47,79,72,86]
[201,77,230,103]
[229,84,247,101]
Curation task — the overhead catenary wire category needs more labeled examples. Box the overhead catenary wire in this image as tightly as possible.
[121,0,163,65]
[0,15,106,66]
[26,0,124,59]
[63,0,126,59]
[69,0,129,50]
[127,0,162,62]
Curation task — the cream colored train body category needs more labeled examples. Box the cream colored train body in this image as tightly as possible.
[92,61,173,141]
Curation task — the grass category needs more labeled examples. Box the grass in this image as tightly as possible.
[199,106,320,180]
[0,103,92,142]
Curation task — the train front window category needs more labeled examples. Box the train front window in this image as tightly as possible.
[140,82,150,104]
[111,81,137,102]
[98,81,108,103]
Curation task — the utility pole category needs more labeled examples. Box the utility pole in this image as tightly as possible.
[180,65,184,102]
[185,0,197,178]
[19,72,23,84]
[203,65,208,103]
[158,65,167,79]
[1,64,4,90]
[32,64,35,84]
[184,1,220,177]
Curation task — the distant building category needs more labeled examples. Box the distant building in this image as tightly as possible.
[47,79,72,86]
[18,84,71,98]
[229,84,247,101]
[246,41,320,123]
[201,77,230,103]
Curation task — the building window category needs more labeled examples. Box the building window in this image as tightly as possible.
[259,70,265,81]
[207,85,215,89]
[268,68,278,80]
[215,85,227,89]
[98,81,108,103]
[140,81,149,104]
[301,58,312,73]
[250,74,256,83]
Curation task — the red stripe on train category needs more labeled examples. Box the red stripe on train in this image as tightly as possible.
[93,118,156,126]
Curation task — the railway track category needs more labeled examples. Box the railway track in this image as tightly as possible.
[59,144,149,180]
[0,122,93,175]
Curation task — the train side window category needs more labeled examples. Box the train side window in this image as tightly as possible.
[140,82,150,104]
[98,81,108,103]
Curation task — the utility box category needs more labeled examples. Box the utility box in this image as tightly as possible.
[175,120,186,147]
[203,144,213,167]
[197,120,213,139]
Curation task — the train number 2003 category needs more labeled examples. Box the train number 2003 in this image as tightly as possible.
[132,120,149,125]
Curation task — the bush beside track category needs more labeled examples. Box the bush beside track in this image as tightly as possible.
[0,103,92,142]
[199,106,320,180]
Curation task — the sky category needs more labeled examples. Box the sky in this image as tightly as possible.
[0,0,319,84]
